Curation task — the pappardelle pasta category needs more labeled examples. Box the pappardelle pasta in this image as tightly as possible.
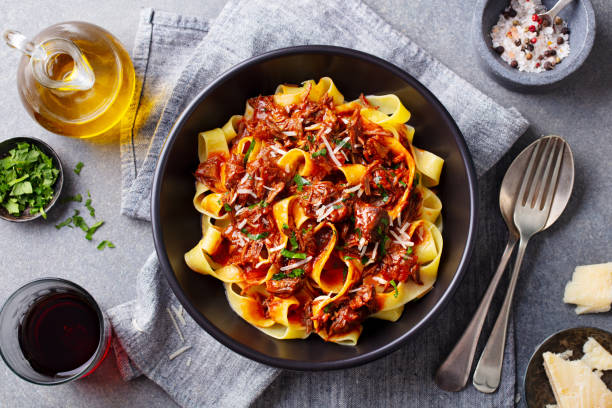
[185,78,444,345]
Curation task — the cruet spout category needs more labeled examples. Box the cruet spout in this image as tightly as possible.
[4,29,95,92]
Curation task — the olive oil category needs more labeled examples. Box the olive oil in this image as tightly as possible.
[9,22,135,138]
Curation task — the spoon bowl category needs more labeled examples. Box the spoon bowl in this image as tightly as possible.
[500,135,575,231]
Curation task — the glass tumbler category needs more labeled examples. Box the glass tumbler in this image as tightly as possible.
[0,278,111,385]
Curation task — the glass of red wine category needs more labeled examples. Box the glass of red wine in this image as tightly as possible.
[0,278,111,384]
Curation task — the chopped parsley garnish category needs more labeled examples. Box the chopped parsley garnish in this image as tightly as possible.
[390,280,399,298]
[302,144,309,152]
[282,223,289,230]
[355,227,362,238]
[380,234,389,256]
[280,248,307,259]
[403,247,413,259]
[323,305,332,314]
[293,174,310,191]
[343,265,348,280]
[399,180,407,188]
[243,140,255,164]
[361,256,369,265]
[97,240,116,250]
[332,204,343,210]
[308,135,315,143]
[413,173,420,187]
[380,189,390,203]
[272,269,305,280]
[343,255,357,261]
[0,142,59,218]
[302,225,313,235]
[241,228,269,240]
[289,231,299,250]
[71,209,89,232]
[248,200,268,209]
[60,194,83,204]
[248,174,253,180]
[223,203,232,212]
[74,162,84,175]
[311,148,327,158]
[85,198,95,218]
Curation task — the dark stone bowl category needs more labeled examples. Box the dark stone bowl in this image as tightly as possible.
[473,0,596,91]
[152,45,478,370]
[0,137,63,222]
[524,326,612,407]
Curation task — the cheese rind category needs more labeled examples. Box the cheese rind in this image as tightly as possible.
[542,351,612,408]
[563,262,612,315]
[582,337,612,371]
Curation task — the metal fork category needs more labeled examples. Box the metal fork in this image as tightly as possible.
[472,137,566,393]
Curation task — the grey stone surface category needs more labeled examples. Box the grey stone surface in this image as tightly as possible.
[0,0,610,407]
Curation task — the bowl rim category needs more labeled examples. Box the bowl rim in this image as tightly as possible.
[0,136,64,222]
[151,45,478,370]
[472,0,596,89]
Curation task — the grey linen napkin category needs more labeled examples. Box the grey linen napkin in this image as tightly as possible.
[110,2,530,407]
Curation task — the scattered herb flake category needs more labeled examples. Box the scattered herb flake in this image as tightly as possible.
[85,220,104,240]
[97,240,116,250]
[399,180,407,187]
[223,203,232,212]
[289,231,299,250]
[403,247,413,259]
[332,204,343,210]
[55,217,73,230]
[323,305,332,314]
[60,194,82,204]
[85,198,95,218]
[74,162,84,175]
[361,256,369,265]
[343,255,357,261]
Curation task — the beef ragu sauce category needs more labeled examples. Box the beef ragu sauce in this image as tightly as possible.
[194,88,429,338]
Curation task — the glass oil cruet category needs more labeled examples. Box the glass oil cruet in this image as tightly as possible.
[3,22,135,138]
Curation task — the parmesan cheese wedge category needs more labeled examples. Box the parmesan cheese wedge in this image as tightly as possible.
[543,351,612,408]
[563,263,612,314]
[582,337,612,371]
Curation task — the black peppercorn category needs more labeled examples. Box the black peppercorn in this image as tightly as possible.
[544,49,557,57]
[557,37,564,45]
[544,61,553,70]
[515,39,521,46]
[542,15,551,27]
[526,43,534,51]
[538,55,544,60]
[494,46,505,54]
[508,7,517,17]
[561,27,570,35]
[510,60,518,68]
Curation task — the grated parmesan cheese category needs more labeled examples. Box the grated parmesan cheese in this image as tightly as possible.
[280,256,313,271]
[236,189,258,199]
[167,307,184,342]
[169,345,192,361]
[320,133,343,168]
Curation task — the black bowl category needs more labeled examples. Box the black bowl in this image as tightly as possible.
[0,137,63,222]
[152,45,478,370]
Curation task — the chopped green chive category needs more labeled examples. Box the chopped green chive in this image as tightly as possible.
[55,217,73,230]
[243,140,255,164]
[390,279,399,298]
[289,231,299,250]
[85,198,95,218]
[74,162,84,175]
[97,240,116,250]
[60,194,83,204]
[399,180,407,187]
[311,148,327,158]
[343,255,357,261]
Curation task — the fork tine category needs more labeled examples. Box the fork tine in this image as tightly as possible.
[533,138,560,209]
[516,139,545,207]
[539,139,565,213]
[525,138,554,208]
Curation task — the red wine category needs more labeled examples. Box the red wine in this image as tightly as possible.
[18,292,101,376]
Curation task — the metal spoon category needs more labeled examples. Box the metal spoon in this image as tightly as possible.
[434,136,574,392]
[473,136,574,393]
[538,0,574,23]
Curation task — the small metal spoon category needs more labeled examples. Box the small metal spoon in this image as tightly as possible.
[473,136,574,393]
[434,136,574,392]
[538,0,574,23]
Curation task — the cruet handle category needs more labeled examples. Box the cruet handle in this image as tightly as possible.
[3,29,95,92]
